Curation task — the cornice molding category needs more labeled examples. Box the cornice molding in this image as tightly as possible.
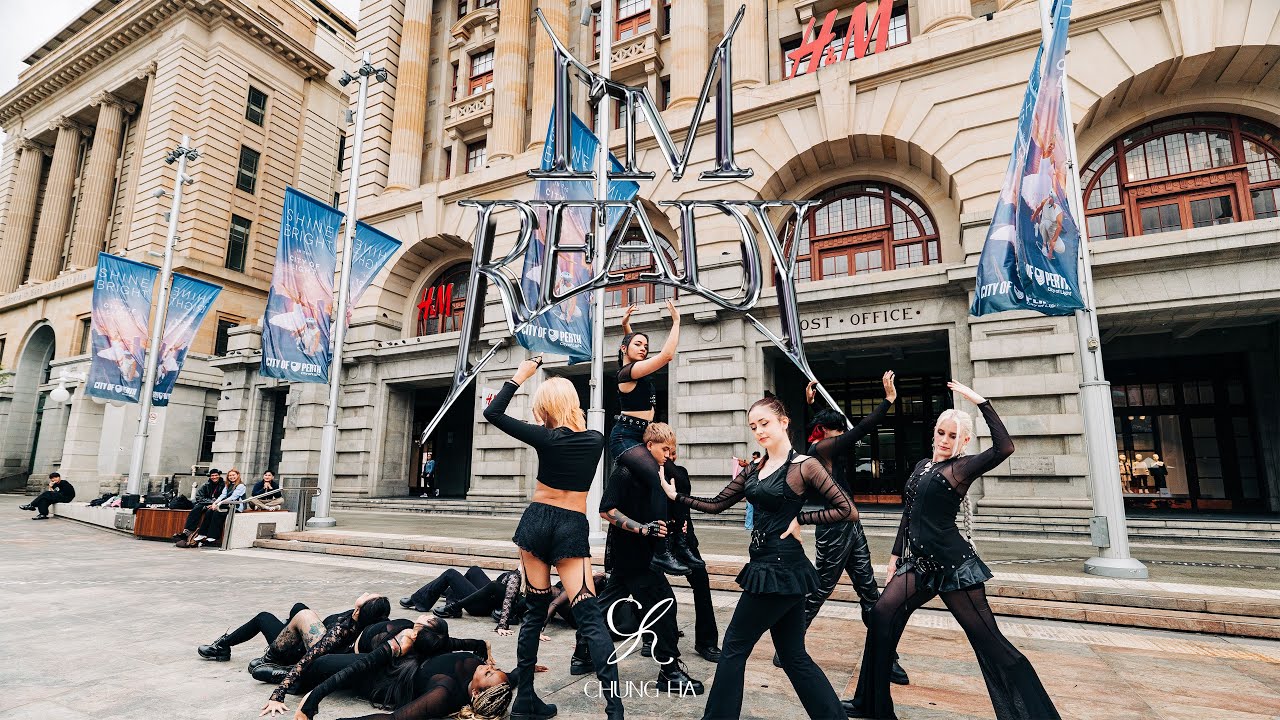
[0,0,335,126]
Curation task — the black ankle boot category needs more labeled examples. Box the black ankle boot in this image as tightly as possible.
[251,663,288,684]
[197,634,231,661]
[572,596,624,719]
[658,659,704,695]
[248,646,288,672]
[511,591,557,720]
[890,658,910,685]
[649,537,691,577]
[433,602,463,619]
[670,531,706,569]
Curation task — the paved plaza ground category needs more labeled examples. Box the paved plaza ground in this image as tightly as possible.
[3,504,1280,720]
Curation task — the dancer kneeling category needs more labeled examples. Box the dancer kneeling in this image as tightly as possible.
[484,357,622,720]
[660,395,854,720]
[846,381,1059,720]
[573,421,703,695]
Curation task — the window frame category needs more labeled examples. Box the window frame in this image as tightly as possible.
[236,145,261,194]
[245,86,268,126]
[469,50,494,95]
[1082,114,1280,239]
[416,263,471,336]
[77,316,93,355]
[214,317,240,356]
[465,140,487,173]
[226,214,252,273]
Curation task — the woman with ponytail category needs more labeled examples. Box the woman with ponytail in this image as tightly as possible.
[845,381,1059,720]
[614,300,693,575]
[659,394,855,720]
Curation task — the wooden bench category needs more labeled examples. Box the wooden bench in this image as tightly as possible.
[133,508,189,540]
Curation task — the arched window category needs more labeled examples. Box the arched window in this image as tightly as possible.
[604,227,678,308]
[1082,113,1280,239]
[790,183,940,282]
[415,263,470,336]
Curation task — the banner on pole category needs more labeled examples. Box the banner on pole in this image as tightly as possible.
[152,273,221,407]
[261,187,344,383]
[971,0,1085,317]
[87,252,158,404]
[519,112,639,363]
[349,221,402,309]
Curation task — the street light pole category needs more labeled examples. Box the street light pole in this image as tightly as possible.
[1038,0,1147,578]
[309,51,386,529]
[585,0,614,543]
[126,135,197,496]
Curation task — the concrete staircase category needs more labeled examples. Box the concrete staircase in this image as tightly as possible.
[253,529,1280,640]
[330,496,1280,549]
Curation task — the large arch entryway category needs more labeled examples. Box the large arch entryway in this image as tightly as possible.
[1,324,56,486]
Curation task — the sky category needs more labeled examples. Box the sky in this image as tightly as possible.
[0,0,362,146]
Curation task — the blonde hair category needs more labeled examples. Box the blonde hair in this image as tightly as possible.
[532,377,587,432]
[935,409,974,458]
[643,422,676,445]
[450,682,513,719]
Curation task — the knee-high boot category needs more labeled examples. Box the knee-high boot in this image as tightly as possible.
[572,596,624,720]
[511,591,558,720]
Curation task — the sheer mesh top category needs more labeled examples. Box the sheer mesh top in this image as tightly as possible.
[892,401,1014,566]
[302,649,484,720]
[675,451,854,533]
[482,381,604,492]
[807,399,891,495]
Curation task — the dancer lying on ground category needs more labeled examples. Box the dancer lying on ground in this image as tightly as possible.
[846,381,1060,720]
[660,394,855,720]
[398,567,589,636]
[483,357,622,720]
[255,593,391,716]
[613,300,695,576]
[199,594,383,664]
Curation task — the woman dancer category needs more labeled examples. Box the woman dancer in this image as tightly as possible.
[483,357,622,720]
[659,395,854,719]
[847,381,1059,720]
[614,301,691,574]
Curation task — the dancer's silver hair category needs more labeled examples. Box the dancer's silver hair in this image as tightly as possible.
[934,408,974,458]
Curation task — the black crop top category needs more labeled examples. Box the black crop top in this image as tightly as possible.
[617,363,656,412]
[483,381,605,492]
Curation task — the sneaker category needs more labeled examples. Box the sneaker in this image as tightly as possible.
[32,514,49,520]
[18,504,33,511]
[420,493,431,498]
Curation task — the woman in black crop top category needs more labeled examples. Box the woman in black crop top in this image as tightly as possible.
[847,381,1059,720]
[613,300,692,575]
[482,357,623,720]
[660,395,854,720]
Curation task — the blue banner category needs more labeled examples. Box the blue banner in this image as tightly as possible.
[261,187,343,382]
[87,253,158,404]
[152,273,221,407]
[349,221,402,308]
[519,112,639,363]
[971,0,1085,316]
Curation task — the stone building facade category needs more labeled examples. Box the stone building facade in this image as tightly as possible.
[213,0,1280,525]
[0,0,355,492]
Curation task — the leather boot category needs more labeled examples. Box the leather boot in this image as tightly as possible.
[510,590,557,720]
[658,659,704,695]
[670,530,706,570]
[890,657,910,685]
[648,536,691,577]
[432,601,463,619]
[197,634,231,661]
[251,663,288,684]
[248,646,287,672]
[572,597,624,719]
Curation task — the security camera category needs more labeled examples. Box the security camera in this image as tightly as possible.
[579,3,594,26]
[152,188,167,199]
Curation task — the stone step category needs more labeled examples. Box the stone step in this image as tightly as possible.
[253,533,1280,638]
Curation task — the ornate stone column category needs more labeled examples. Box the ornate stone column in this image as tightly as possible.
[490,0,532,162]
[727,0,768,87]
[69,93,135,271]
[918,0,975,34]
[29,118,88,282]
[527,1,568,151]
[385,0,432,191]
[669,0,710,108]
[0,139,47,293]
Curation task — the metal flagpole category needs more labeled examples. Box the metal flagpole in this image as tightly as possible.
[1038,0,1147,578]
[310,51,387,528]
[126,135,197,496]
[586,0,615,542]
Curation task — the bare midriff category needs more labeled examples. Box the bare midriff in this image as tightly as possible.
[531,483,588,514]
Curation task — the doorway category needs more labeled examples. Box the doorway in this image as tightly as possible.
[771,332,952,505]
[410,386,475,497]
[1,325,55,480]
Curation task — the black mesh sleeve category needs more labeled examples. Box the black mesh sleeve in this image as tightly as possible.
[300,644,393,717]
[811,399,891,469]
[943,401,1015,493]
[674,467,748,514]
[792,458,855,525]
[617,363,636,382]
[272,616,357,702]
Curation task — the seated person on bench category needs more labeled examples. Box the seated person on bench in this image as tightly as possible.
[182,468,246,547]
[250,470,284,510]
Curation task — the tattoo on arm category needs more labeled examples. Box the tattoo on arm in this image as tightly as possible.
[304,622,326,646]
[603,509,647,535]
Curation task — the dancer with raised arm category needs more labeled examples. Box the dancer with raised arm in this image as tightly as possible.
[484,357,623,720]
[846,381,1060,720]
[614,300,693,575]
[660,395,854,720]
[776,372,908,685]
